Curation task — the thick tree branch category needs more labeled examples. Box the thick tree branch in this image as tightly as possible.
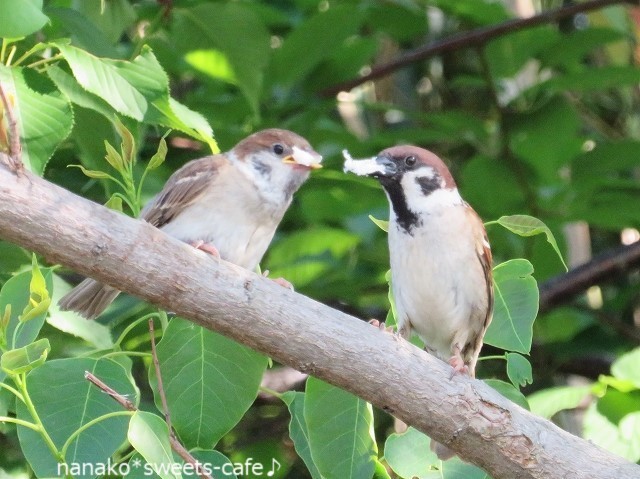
[539,241,640,313]
[0,161,638,479]
[321,0,637,97]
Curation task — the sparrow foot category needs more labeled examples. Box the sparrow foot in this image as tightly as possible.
[261,270,294,290]
[190,240,220,258]
[447,355,469,378]
[368,319,395,333]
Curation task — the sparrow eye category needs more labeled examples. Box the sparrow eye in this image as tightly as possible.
[272,143,285,155]
[404,155,416,167]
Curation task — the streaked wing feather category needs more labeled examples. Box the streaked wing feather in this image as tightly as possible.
[142,156,222,228]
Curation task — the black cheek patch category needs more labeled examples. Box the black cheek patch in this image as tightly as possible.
[252,159,272,178]
[382,180,421,234]
[416,175,441,196]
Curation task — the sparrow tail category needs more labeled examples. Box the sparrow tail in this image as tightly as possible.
[59,278,120,320]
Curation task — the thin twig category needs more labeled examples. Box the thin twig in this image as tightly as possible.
[85,370,212,479]
[85,371,136,411]
[321,0,637,96]
[0,83,23,173]
[148,318,172,431]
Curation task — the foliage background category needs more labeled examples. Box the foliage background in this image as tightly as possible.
[1,0,640,478]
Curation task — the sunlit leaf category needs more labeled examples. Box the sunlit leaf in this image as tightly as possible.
[528,386,591,419]
[489,215,567,271]
[128,411,181,479]
[1,338,49,375]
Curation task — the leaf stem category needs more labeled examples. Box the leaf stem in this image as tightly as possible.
[13,373,64,463]
[259,386,283,399]
[0,380,24,401]
[477,355,507,362]
[0,415,40,431]
[114,312,162,348]
[27,53,63,69]
[11,43,48,67]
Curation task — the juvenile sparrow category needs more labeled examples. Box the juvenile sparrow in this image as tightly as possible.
[344,146,493,458]
[60,129,322,319]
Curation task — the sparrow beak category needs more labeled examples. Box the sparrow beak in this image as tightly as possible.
[342,150,396,177]
[283,146,323,169]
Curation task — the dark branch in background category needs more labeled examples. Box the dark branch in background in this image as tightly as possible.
[539,241,640,313]
[321,0,637,97]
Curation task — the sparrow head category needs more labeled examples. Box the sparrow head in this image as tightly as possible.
[343,146,461,232]
[231,129,323,203]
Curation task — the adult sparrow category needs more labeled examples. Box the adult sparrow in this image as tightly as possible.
[60,129,322,319]
[344,146,493,459]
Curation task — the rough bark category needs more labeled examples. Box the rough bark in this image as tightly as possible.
[0,162,637,478]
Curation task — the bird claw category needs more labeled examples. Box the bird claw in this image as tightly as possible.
[271,277,294,291]
[190,240,220,258]
[447,355,469,379]
[368,319,395,333]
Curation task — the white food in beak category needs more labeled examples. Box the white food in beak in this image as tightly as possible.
[342,149,384,176]
[292,146,323,168]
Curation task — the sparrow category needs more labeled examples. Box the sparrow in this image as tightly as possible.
[59,128,322,319]
[344,146,493,459]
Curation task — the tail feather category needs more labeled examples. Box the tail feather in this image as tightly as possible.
[59,278,120,320]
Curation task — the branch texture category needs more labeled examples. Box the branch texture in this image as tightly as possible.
[321,0,637,96]
[0,162,637,479]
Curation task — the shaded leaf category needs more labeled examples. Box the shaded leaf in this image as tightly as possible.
[305,377,376,479]
[484,379,529,410]
[16,358,137,479]
[485,259,538,353]
[153,318,267,448]
[282,392,323,479]
[506,352,533,388]
[384,427,437,478]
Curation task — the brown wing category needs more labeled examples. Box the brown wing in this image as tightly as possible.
[142,155,224,228]
[465,206,494,377]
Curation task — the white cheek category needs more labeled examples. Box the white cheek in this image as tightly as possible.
[400,169,462,211]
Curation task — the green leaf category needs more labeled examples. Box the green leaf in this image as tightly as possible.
[147,132,169,170]
[174,3,270,116]
[491,215,567,271]
[544,66,640,92]
[69,163,115,180]
[1,338,49,375]
[73,0,136,44]
[266,227,361,288]
[484,379,529,410]
[0,0,49,37]
[20,255,51,323]
[47,274,114,349]
[384,427,437,478]
[0,267,53,350]
[282,392,324,479]
[484,259,538,354]
[269,4,364,87]
[185,450,237,479]
[104,139,125,172]
[304,377,377,479]
[611,347,640,388]
[506,353,533,388]
[128,411,181,479]
[46,64,115,118]
[45,7,119,57]
[528,386,591,419]
[114,116,136,165]
[16,358,137,479]
[55,44,216,150]
[153,318,268,448]
[368,215,389,233]
[583,404,640,462]
[0,65,73,174]
[105,194,124,212]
